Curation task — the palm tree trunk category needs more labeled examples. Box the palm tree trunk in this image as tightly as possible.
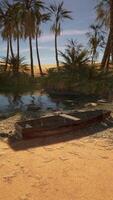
[9,36,14,58]
[36,33,43,76]
[4,39,9,71]
[91,52,94,65]
[101,0,113,69]
[55,32,59,69]
[110,0,113,65]
[101,32,111,69]
[17,34,20,73]
[106,51,110,72]
[29,36,34,78]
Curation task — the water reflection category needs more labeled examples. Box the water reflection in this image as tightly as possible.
[0,91,65,114]
[6,94,23,108]
[0,91,101,115]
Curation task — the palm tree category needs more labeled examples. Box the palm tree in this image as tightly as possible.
[59,39,89,69]
[48,1,72,69]
[14,0,44,78]
[95,0,113,70]
[0,0,16,70]
[86,24,105,64]
[35,27,43,75]
[96,0,109,28]
[6,55,27,75]
[0,6,9,70]
[11,2,24,73]
[35,13,50,76]
[109,0,113,65]
[1,31,10,71]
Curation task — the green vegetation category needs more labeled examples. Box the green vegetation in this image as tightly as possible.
[0,0,113,97]
[40,65,113,97]
[40,38,113,97]
[0,72,39,93]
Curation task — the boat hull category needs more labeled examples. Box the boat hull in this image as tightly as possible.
[15,110,111,140]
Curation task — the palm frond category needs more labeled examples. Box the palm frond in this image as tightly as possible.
[48,1,72,35]
[95,0,110,28]
[60,39,89,68]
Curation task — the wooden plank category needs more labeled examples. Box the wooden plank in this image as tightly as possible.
[59,113,80,121]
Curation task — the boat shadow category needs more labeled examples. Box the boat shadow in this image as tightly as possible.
[8,116,113,151]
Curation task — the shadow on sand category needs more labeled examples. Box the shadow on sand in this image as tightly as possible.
[8,116,113,151]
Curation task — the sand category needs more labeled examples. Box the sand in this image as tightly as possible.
[0,132,113,200]
[24,64,56,76]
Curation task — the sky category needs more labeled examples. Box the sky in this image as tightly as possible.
[0,0,98,65]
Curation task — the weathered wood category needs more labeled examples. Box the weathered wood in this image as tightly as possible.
[15,110,111,140]
[59,113,80,121]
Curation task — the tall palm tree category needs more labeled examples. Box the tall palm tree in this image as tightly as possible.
[35,27,43,75]
[109,0,113,65]
[1,31,10,71]
[96,0,110,28]
[96,0,113,70]
[35,13,50,76]
[48,1,72,69]
[11,2,24,73]
[0,5,9,70]
[86,24,105,64]
[14,0,44,78]
[0,0,15,69]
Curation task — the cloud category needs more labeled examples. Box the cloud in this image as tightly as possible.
[21,45,65,53]
[62,29,87,36]
[38,46,65,51]
[39,29,87,43]
[39,35,54,43]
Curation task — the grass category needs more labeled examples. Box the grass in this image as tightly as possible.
[1,65,113,99]
[39,65,113,98]
[0,72,39,94]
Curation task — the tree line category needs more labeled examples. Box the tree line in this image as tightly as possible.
[0,0,112,78]
[0,0,72,77]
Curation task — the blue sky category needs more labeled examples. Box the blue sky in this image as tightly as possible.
[0,0,97,65]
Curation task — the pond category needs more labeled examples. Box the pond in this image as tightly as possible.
[0,91,74,114]
[0,91,58,114]
[0,90,111,116]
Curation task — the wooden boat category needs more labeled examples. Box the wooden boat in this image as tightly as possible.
[15,110,111,140]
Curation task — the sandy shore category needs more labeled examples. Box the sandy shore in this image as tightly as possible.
[0,114,113,200]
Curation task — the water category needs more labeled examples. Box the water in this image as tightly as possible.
[0,91,112,116]
[0,91,69,115]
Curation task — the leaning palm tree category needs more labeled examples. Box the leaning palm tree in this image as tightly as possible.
[109,0,113,65]
[48,1,72,69]
[95,0,113,70]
